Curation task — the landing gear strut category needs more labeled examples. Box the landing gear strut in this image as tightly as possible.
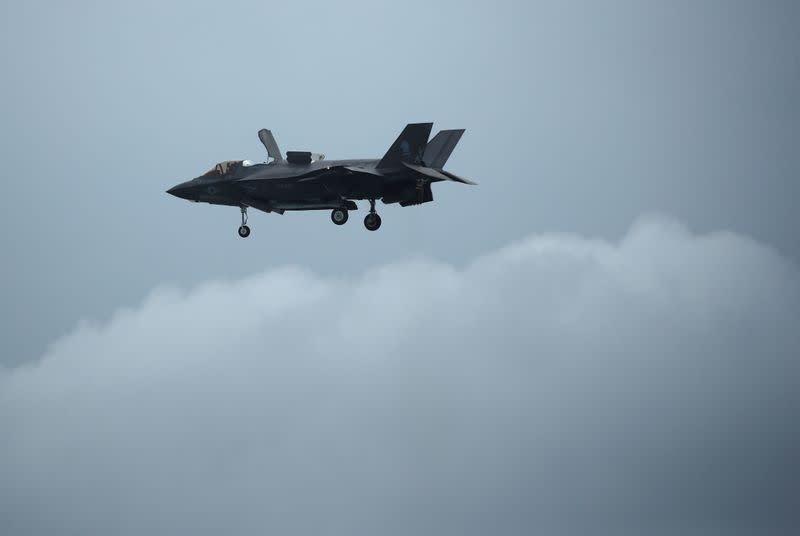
[364,198,381,231]
[331,207,348,225]
[238,206,250,238]
[416,178,427,204]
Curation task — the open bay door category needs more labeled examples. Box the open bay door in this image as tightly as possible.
[258,129,285,163]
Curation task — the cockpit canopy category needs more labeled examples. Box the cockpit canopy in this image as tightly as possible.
[202,160,244,177]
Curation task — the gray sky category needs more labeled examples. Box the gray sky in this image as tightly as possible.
[2,217,799,534]
[0,0,797,366]
[1,1,799,534]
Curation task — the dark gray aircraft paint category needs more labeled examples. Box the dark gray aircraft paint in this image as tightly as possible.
[167,123,475,237]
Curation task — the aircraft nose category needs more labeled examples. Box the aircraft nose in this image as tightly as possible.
[166,181,195,200]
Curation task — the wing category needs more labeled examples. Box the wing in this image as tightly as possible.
[296,165,385,182]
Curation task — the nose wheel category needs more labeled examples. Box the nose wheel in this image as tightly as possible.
[364,199,382,231]
[238,206,251,238]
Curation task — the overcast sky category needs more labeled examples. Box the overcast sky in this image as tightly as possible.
[1,1,799,534]
[3,216,799,534]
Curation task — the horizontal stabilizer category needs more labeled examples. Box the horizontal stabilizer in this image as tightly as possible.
[401,162,451,181]
[423,129,464,168]
[440,169,477,185]
[402,162,477,185]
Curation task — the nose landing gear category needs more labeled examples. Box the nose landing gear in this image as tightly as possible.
[238,206,250,238]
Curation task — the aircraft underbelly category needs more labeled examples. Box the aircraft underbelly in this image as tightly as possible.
[264,176,382,199]
[271,201,346,210]
[263,181,327,201]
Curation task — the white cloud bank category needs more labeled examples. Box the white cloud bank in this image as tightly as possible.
[2,216,799,535]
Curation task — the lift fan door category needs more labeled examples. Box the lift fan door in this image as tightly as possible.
[286,151,313,165]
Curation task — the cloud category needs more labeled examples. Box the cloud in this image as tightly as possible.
[2,216,799,535]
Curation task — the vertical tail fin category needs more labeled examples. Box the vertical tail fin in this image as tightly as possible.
[423,129,464,168]
[376,123,433,169]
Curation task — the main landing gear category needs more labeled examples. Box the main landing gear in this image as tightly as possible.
[364,199,381,231]
[330,199,382,231]
[331,207,348,225]
[238,206,250,238]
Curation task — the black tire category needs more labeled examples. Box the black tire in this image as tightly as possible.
[331,208,348,225]
[238,225,251,238]
[364,213,382,231]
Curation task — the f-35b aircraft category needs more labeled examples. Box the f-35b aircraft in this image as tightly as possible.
[166,123,475,237]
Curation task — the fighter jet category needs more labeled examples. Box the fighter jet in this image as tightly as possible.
[166,123,475,237]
